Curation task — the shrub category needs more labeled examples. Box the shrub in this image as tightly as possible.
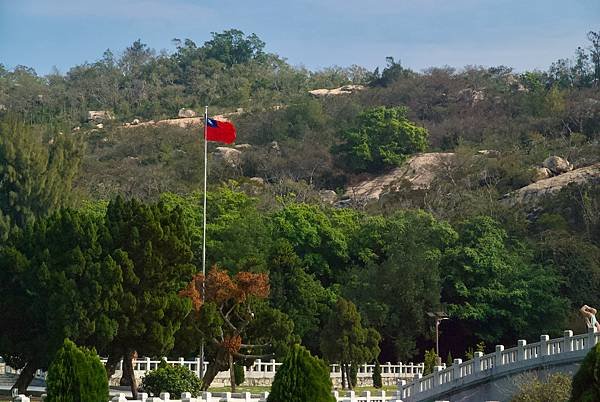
[511,373,571,402]
[234,362,245,386]
[570,343,600,402]
[45,339,108,402]
[349,364,358,388]
[372,360,382,388]
[423,349,438,375]
[267,344,335,402]
[141,360,202,397]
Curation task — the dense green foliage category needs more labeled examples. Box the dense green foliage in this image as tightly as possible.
[320,298,380,389]
[0,117,81,240]
[267,344,335,402]
[511,373,571,402]
[335,106,428,172]
[141,360,202,397]
[372,360,382,388]
[1,28,600,393]
[570,343,600,402]
[45,339,108,402]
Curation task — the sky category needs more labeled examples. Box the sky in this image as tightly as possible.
[0,0,598,76]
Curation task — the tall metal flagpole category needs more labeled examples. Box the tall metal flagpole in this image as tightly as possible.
[200,105,208,379]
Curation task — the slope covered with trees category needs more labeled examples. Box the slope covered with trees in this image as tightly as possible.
[0,28,599,392]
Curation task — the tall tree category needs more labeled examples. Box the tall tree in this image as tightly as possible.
[177,268,293,391]
[442,216,569,345]
[320,298,380,390]
[102,197,195,398]
[0,209,122,393]
[0,117,82,240]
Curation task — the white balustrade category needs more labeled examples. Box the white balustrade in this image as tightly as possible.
[400,328,600,402]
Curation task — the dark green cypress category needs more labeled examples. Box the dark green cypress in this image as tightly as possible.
[267,344,335,402]
[45,339,108,402]
[372,360,382,389]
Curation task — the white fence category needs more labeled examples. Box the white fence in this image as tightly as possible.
[400,329,598,402]
[103,357,423,387]
[18,390,402,402]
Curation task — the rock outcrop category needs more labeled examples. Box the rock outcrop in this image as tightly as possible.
[502,163,600,206]
[542,156,573,175]
[178,108,197,118]
[309,85,366,97]
[87,110,114,122]
[214,147,242,168]
[345,153,455,201]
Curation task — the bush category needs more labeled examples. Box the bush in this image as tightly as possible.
[267,344,335,402]
[511,373,571,402]
[45,339,108,402]
[234,362,245,386]
[141,360,202,397]
[570,343,600,402]
[372,360,382,388]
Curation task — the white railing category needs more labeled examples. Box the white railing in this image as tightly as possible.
[400,329,599,402]
[19,390,402,402]
[101,357,423,386]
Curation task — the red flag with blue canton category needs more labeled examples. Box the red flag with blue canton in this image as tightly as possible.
[205,117,236,144]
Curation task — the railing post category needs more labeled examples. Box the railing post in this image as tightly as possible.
[111,393,127,402]
[180,392,192,402]
[453,358,462,380]
[564,330,574,353]
[517,340,527,361]
[255,358,261,373]
[203,391,212,402]
[160,392,170,400]
[473,352,483,373]
[261,391,269,401]
[348,390,356,402]
[270,358,276,373]
[332,390,339,399]
[540,335,549,357]
[244,391,252,401]
[139,393,148,401]
[195,357,201,377]
[495,345,504,367]
[433,366,443,387]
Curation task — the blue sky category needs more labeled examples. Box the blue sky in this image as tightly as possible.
[0,0,598,76]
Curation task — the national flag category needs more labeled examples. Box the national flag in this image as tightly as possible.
[205,117,236,144]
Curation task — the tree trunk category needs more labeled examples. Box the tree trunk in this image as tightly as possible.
[105,353,121,380]
[201,349,229,391]
[120,350,138,399]
[229,353,236,392]
[341,362,347,390]
[13,361,38,395]
[348,363,354,391]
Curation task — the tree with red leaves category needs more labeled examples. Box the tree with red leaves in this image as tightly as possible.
[179,267,287,391]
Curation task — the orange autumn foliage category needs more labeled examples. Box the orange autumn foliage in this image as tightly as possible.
[221,335,242,354]
[180,267,270,313]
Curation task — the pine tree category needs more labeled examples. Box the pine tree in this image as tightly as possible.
[372,360,382,388]
[267,344,335,402]
[45,339,108,402]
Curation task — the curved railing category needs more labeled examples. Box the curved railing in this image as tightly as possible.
[400,329,599,402]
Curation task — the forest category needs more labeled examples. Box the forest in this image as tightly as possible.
[0,28,599,394]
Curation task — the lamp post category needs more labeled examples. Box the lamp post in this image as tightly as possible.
[427,311,449,366]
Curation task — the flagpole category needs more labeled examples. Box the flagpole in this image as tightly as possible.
[200,105,208,381]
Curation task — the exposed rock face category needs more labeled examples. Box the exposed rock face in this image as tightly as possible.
[87,110,114,121]
[309,84,366,97]
[319,190,338,204]
[457,88,485,105]
[502,163,600,206]
[178,108,197,118]
[543,156,573,175]
[532,167,553,182]
[235,143,252,150]
[214,147,242,167]
[345,152,455,201]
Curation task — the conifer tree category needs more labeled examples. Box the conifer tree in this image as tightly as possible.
[267,344,335,402]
